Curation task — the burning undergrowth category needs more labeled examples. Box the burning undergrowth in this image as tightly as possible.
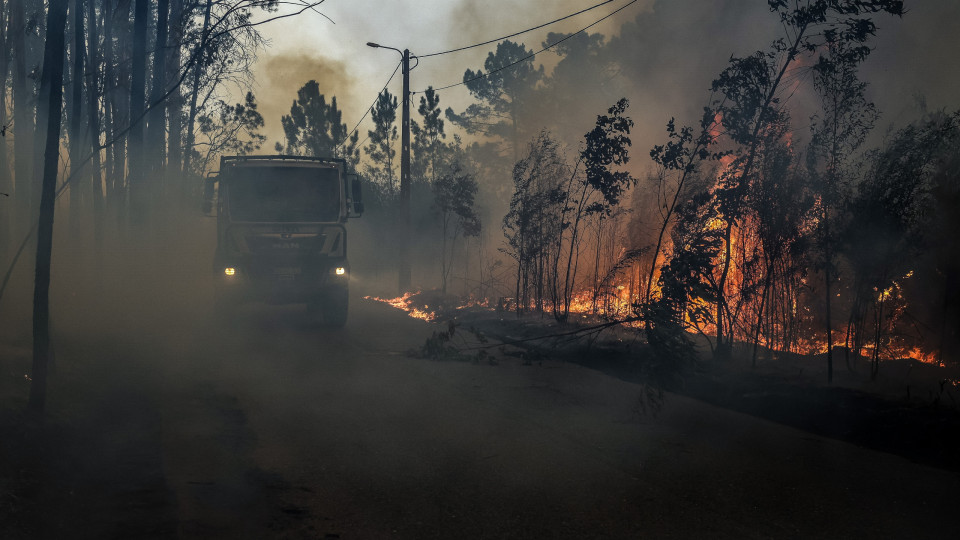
[363,289,490,322]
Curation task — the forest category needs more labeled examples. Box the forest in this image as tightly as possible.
[1,0,958,414]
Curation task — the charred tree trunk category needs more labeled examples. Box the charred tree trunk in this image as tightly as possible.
[937,270,954,366]
[716,219,734,359]
[68,0,86,237]
[101,0,115,199]
[514,251,522,317]
[440,213,449,294]
[560,178,590,323]
[751,256,775,368]
[86,0,104,248]
[592,215,603,314]
[823,206,834,383]
[0,0,12,258]
[182,0,212,178]
[29,0,69,415]
[146,0,169,190]
[166,0,184,196]
[127,0,148,223]
[871,290,885,381]
[107,0,132,216]
[10,0,32,230]
[845,276,868,372]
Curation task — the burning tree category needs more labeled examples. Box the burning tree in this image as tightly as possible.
[631,0,905,369]
[502,131,567,316]
[552,98,634,322]
[841,113,960,378]
[500,100,633,322]
[747,138,816,365]
[807,31,881,382]
[644,191,725,362]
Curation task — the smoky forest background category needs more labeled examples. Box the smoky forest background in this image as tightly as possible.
[1,0,959,414]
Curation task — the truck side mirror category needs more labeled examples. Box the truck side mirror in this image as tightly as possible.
[349,175,364,216]
[202,175,218,215]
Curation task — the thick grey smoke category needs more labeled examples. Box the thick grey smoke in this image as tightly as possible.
[257,52,358,148]
[252,0,959,165]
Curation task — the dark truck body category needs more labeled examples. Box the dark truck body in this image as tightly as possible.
[207,155,362,326]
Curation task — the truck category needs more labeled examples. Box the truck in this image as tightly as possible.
[203,155,363,327]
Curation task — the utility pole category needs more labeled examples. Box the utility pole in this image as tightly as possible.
[399,48,411,291]
[367,42,412,292]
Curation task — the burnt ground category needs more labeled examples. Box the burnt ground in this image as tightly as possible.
[676,356,960,473]
[408,292,960,473]
[587,348,960,472]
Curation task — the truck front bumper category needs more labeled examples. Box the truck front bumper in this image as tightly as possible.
[214,259,349,305]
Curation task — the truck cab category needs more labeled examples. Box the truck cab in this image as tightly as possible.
[205,155,363,326]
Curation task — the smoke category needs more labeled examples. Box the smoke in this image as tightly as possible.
[860,1,960,128]
[255,52,358,148]
[600,0,959,156]
[247,0,960,162]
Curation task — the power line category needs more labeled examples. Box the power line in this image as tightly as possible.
[418,0,614,58]
[421,0,639,93]
[338,59,402,149]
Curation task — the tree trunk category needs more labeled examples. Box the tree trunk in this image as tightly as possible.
[10,0,32,230]
[751,257,775,368]
[101,0,115,201]
[561,182,590,322]
[127,0,148,222]
[146,0,169,190]
[592,215,603,314]
[182,0,212,177]
[68,0,86,237]
[166,0,184,197]
[86,0,104,248]
[823,206,834,383]
[107,0,131,215]
[440,213,449,294]
[29,0,70,415]
[871,293,884,381]
[0,0,12,258]
[716,219,734,359]
[937,272,953,366]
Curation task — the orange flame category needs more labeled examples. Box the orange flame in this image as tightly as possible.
[364,292,438,321]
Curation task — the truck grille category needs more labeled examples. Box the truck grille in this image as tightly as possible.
[246,234,325,254]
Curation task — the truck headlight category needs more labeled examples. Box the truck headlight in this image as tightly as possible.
[224,267,237,276]
[335,267,346,276]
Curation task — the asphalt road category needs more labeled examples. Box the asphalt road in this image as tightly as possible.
[25,296,955,539]
[3,222,958,539]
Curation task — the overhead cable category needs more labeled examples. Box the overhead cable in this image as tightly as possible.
[417,0,614,58]
[338,59,402,148]
[421,0,639,93]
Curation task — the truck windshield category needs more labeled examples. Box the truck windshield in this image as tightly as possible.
[227,166,340,222]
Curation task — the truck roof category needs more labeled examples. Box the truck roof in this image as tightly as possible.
[220,155,346,168]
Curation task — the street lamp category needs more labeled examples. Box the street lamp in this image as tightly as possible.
[367,42,412,292]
